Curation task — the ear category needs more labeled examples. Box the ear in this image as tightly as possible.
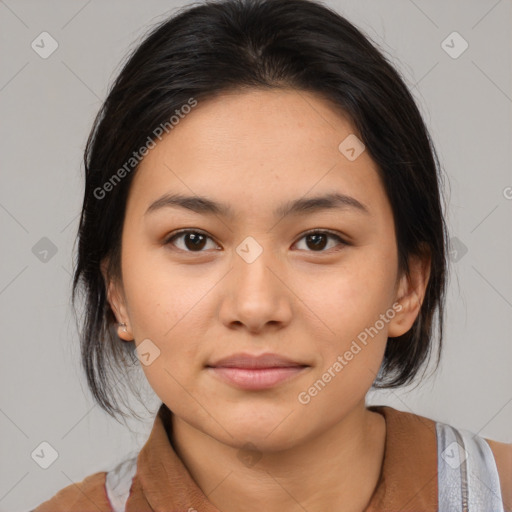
[387,247,431,338]
[100,259,133,341]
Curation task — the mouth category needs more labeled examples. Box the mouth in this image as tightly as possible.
[206,352,310,390]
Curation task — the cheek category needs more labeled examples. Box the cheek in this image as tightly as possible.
[120,248,221,383]
[296,251,396,387]
[303,255,396,337]
[122,244,201,335]
[122,264,207,410]
[296,273,391,411]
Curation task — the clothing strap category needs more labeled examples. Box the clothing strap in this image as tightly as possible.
[436,421,505,511]
[105,456,138,512]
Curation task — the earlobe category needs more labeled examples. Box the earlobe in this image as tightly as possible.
[106,281,134,341]
[387,251,431,338]
[101,260,133,341]
[387,289,422,338]
[117,322,131,339]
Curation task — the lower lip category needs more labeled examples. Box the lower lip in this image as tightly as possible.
[207,366,307,390]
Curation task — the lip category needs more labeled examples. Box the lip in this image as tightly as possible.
[206,352,310,390]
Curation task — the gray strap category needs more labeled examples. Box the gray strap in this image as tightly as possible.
[105,456,138,512]
[437,421,505,511]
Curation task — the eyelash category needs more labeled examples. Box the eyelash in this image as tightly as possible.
[163,229,348,254]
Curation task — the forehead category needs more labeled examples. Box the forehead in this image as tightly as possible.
[126,88,389,220]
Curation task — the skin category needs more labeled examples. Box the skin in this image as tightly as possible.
[103,88,434,512]
[486,439,512,511]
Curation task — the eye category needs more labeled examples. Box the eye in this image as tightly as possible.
[164,229,348,253]
[294,230,347,252]
[164,229,219,252]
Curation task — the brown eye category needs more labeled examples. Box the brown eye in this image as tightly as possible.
[294,230,347,252]
[165,230,218,252]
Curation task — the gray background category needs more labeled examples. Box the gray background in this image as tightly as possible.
[0,0,510,510]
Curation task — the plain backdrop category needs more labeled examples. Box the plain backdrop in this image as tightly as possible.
[0,1,511,510]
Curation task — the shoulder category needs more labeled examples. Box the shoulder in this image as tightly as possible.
[485,438,512,512]
[372,405,511,510]
[31,471,112,512]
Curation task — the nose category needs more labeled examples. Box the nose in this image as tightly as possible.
[219,240,293,333]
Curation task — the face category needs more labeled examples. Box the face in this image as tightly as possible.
[105,88,427,451]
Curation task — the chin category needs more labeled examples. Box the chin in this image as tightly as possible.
[215,406,306,449]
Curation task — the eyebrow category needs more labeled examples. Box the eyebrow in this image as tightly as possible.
[144,192,370,218]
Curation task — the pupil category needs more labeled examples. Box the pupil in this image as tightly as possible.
[186,233,206,251]
[308,233,327,250]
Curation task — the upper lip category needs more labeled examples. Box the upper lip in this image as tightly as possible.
[207,352,308,369]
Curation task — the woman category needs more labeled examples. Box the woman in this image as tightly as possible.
[33,0,511,510]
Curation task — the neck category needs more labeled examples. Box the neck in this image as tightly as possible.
[169,400,386,512]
